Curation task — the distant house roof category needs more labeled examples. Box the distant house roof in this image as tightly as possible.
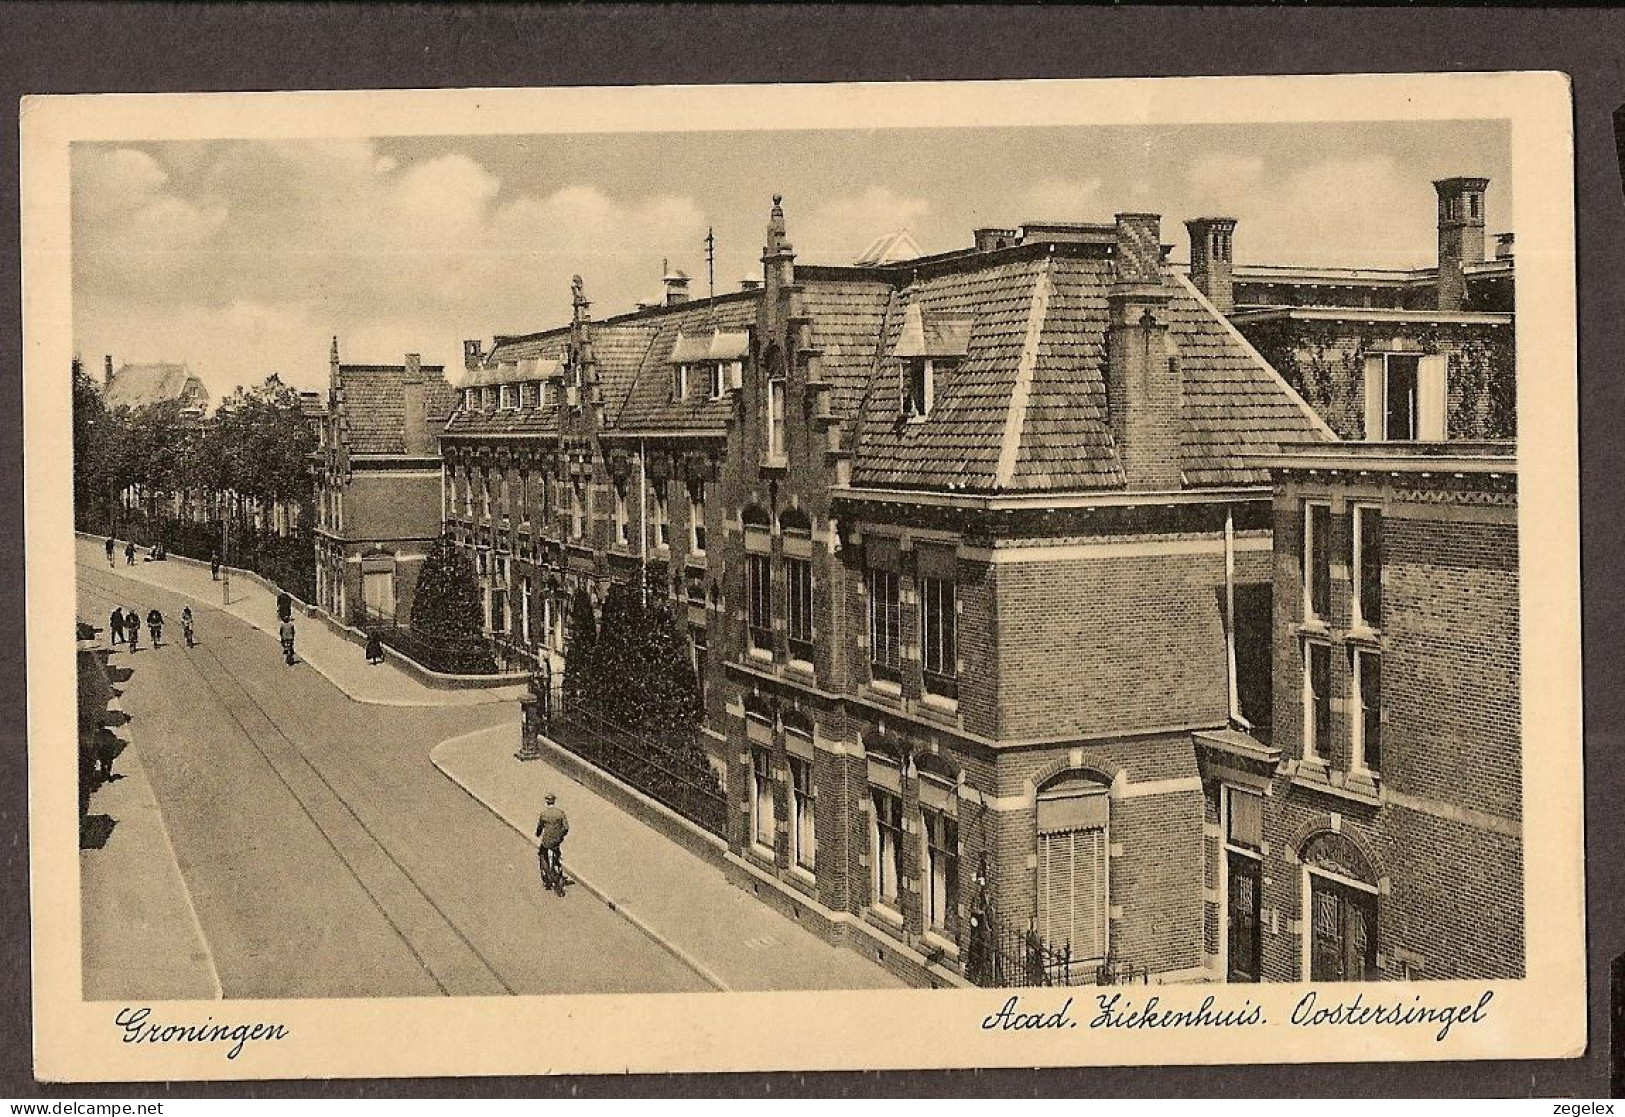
[856,229,925,266]
[104,362,210,413]
[613,296,758,434]
[336,363,456,456]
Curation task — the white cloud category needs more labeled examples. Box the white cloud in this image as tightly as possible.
[1017,177,1103,221]
[1184,154,1264,207]
[803,186,931,262]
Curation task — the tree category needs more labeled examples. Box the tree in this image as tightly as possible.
[407,533,494,674]
[71,358,116,531]
[562,584,599,707]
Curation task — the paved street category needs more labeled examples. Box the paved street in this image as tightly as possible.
[77,554,711,998]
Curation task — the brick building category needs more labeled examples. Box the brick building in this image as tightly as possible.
[1198,441,1520,983]
[1189,178,1516,444]
[313,339,457,627]
[460,178,1521,985]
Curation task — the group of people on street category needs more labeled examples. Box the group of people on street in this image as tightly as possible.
[106,536,166,568]
[107,605,192,650]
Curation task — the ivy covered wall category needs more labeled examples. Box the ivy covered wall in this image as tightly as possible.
[1237,318,1516,441]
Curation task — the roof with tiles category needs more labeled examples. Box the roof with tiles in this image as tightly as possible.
[447,331,571,439]
[797,279,895,421]
[847,246,1330,494]
[104,362,209,412]
[338,364,457,456]
[613,294,759,433]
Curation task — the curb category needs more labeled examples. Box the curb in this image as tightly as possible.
[429,725,731,993]
[78,542,524,710]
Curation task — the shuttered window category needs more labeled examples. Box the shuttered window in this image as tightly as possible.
[1037,826,1108,964]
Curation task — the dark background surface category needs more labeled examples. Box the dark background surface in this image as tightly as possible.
[1,4,1621,1099]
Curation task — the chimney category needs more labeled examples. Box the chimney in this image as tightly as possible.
[104,354,114,385]
[1185,216,1237,314]
[404,352,422,379]
[739,276,763,291]
[974,227,1020,253]
[1435,176,1489,311]
[1107,213,1183,492]
[663,260,690,306]
[463,339,484,372]
[1495,232,1514,260]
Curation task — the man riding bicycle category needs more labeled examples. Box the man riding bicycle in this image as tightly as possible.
[181,606,195,648]
[535,793,569,894]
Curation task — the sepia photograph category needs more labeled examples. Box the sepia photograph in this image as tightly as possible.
[21,72,1582,1080]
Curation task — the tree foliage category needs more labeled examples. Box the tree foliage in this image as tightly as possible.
[403,533,496,674]
[569,575,700,735]
[562,584,599,706]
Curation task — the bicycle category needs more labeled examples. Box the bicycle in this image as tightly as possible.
[538,843,567,897]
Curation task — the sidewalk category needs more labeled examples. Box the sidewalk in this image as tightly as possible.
[80,718,222,1002]
[433,723,906,992]
[78,536,525,708]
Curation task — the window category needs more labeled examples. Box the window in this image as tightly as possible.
[922,807,959,937]
[750,746,775,852]
[1223,786,1264,983]
[462,472,473,517]
[613,482,629,548]
[747,554,774,654]
[1303,503,1331,623]
[1353,505,1383,630]
[1383,355,1418,440]
[920,576,957,699]
[867,568,902,683]
[766,377,786,461]
[710,362,729,400]
[689,485,706,555]
[463,388,477,411]
[672,363,688,401]
[870,787,903,910]
[1304,640,1332,763]
[790,753,816,873]
[690,626,707,708]
[1036,781,1109,963]
[520,576,532,645]
[569,481,584,540]
[482,386,496,410]
[489,584,507,634]
[499,474,510,519]
[785,557,814,663]
[500,384,517,410]
[481,474,492,521]
[518,473,529,523]
[1309,875,1378,982]
[1353,650,1382,774]
[652,484,669,549]
[903,359,935,419]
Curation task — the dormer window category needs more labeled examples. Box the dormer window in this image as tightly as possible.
[672,330,749,403]
[499,384,517,410]
[673,363,689,401]
[1363,353,1447,441]
[902,359,936,420]
[463,388,477,411]
[890,303,972,424]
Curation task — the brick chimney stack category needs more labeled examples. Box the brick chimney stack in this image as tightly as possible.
[404,352,421,379]
[1435,176,1489,311]
[1185,216,1237,314]
[402,353,427,454]
[662,260,691,306]
[463,339,485,372]
[1108,213,1183,492]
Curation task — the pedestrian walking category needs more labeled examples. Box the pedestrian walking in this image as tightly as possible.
[108,608,125,646]
[124,541,136,566]
[210,552,221,581]
[125,608,141,651]
[535,793,570,896]
[181,606,195,648]
[146,608,164,647]
[279,618,296,666]
[365,631,384,666]
[105,537,115,568]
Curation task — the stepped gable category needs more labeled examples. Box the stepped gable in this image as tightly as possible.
[338,364,456,455]
[613,295,758,433]
[797,278,895,421]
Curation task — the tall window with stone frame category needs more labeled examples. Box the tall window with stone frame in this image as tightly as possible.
[462,471,473,518]
[689,483,707,556]
[766,376,787,461]
[1303,502,1331,623]
[921,805,959,938]
[481,473,492,521]
[785,556,814,664]
[569,480,584,540]
[612,481,630,548]
[651,482,669,550]
[870,786,904,912]
[867,567,902,685]
[789,750,816,874]
[749,744,775,853]
[1303,639,1332,764]
[902,358,935,419]
[747,554,774,655]
[1352,649,1382,775]
[1352,504,1383,631]
[920,576,957,700]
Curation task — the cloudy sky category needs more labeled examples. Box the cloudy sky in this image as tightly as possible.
[72,120,1511,402]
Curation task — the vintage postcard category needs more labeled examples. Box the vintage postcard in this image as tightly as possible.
[21,72,1581,1081]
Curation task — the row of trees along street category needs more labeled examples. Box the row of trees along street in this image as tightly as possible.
[72,358,319,602]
